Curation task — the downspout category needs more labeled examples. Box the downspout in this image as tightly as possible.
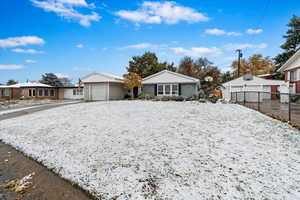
[107,81,110,101]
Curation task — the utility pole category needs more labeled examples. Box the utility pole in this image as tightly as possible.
[236,49,243,77]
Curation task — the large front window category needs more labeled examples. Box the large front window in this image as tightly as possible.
[157,84,179,96]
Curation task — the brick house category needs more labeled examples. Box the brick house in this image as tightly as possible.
[278,49,300,94]
[0,82,58,100]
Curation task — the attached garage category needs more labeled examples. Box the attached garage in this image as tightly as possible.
[81,72,125,101]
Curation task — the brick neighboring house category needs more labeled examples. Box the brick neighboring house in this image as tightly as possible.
[278,49,300,94]
[0,82,58,100]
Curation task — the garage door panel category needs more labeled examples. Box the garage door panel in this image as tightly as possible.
[92,83,107,101]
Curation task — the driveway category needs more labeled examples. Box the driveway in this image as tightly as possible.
[0,101,299,200]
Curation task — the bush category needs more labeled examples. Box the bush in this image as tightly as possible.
[138,93,155,100]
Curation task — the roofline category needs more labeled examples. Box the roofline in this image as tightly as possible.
[277,49,300,72]
[81,72,124,82]
[222,75,285,86]
[142,70,199,82]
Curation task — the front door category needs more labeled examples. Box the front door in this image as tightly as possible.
[133,87,138,98]
[271,85,278,100]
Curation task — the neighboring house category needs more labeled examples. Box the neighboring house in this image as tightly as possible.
[0,82,57,100]
[0,82,85,101]
[278,49,300,94]
[141,70,200,97]
[81,72,126,101]
[222,74,286,102]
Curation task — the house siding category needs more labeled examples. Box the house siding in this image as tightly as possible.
[142,84,155,95]
[181,83,197,97]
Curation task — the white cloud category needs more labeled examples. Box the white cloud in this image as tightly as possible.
[0,36,44,48]
[224,43,267,51]
[76,44,84,48]
[118,43,166,50]
[12,48,44,54]
[55,73,70,78]
[246,29,263,35]
[170,47,221,57]
[31,0,101,27]
[0,64,24,70]
[25,59,37,63]
[205,28,241,36]
[116,1,209,24]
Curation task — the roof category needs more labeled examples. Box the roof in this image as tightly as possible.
[0,82,52,88]
[81,72,124,83]
[278,49,300,72]
[142,70,199,84]
[222,75,285,87]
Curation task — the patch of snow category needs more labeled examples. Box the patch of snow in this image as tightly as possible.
[0,101,299,199]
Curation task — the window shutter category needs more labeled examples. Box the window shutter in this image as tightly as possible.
[154,84,157,96]
[179,84,181,96]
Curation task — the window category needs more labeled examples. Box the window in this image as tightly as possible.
[38,89,43,96]
[157,84,164,95]
[290,70,297,81]
[4,88,10,96]
[73,88,83,96]
[50,89,55,96]
[157,84,179,96]
[172,84,178,95]
[32,89,36,97]
[44,89,49,96]
[165,84,171,95]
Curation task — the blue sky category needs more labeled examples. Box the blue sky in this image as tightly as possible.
[0,0,299,83]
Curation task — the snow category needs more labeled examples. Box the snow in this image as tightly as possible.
[0,101,300,200]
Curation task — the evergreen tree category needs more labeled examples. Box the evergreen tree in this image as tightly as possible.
[274,15,300,67]
[40,73,63,87]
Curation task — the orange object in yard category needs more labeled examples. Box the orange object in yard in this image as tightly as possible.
[215,90,222,98]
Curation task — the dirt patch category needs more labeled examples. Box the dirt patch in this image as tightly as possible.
[0,142,92,200]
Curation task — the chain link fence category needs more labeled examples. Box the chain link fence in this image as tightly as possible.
[231,91,300,126]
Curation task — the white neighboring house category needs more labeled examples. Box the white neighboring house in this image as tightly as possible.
[278,49,300,94]
[222,74,286,102]
[81,72,126,101]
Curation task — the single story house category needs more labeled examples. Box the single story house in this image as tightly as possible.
[0,82,57,100]
[80,70,200,101]
[0,82,84,101]
[278,49,300,94]
[141,70,200,97]
[81,72,126,101]
[222,74,286,102]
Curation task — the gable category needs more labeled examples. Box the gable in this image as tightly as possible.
[278,50,300,72]
[81,72,123,83]
[142,70,199,84]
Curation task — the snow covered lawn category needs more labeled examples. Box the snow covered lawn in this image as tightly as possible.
[0,101,300,199]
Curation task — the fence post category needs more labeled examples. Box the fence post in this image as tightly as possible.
[236,92,238,103]
[243,91,246,105]
[288,93,291,121]
[258,91,260,111]
[230,92,232,102]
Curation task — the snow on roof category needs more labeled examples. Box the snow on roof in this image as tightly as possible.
[277,49,300,72]
[0,82,52,88]
[222,75,285,87]
[142,70,199,84]
[81,72,124,83]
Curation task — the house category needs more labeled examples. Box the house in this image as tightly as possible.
[0,82,85,101]
[222,74,286,102]
[0,82,57,100]
[278,49,300,94]
[141,70,200,97]
[81,72,126,101]
[80,70,200,101]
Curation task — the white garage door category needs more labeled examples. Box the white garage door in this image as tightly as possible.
[92,83,107,100]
